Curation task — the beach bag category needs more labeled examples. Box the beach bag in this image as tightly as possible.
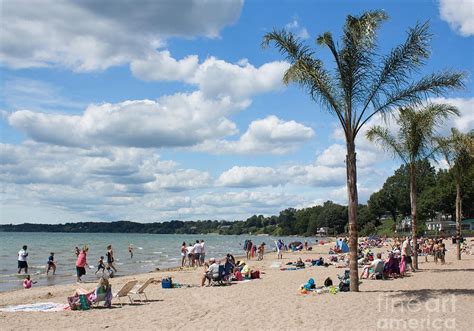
[162,277,173,289]
[250,270,260,279]
[339,281,350,292]
[67,294,90,310]
[324,277,333,287]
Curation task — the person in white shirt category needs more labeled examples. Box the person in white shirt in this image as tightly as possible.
[200,240,206,265]
[186,244,194,267]
[201,258,220,286]
[193,240,202,267]
[361,252,384,279]
[402,237,414,272]
[18,245,29,274]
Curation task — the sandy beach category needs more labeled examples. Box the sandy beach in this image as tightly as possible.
[0,239,473,330]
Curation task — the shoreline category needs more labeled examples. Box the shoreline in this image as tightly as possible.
[1,239,473,330]
[0,233,331,293]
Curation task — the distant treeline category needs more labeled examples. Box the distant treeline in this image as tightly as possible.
[2,160,473,236]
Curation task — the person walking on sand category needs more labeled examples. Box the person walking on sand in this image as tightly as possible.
[46,252,56,275]
[76,246,89,282]
[17,245,29,274]
[106,245,117,273]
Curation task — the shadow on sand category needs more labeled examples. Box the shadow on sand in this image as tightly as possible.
[364,288,474,302]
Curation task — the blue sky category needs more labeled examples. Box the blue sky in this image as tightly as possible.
[0,0,473,224]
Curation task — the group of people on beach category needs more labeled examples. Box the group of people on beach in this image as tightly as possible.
[243,240,267,260]
[75,244,121,282]
[181,240,206,267]
[16,243,132,288]
[200,253,260,286]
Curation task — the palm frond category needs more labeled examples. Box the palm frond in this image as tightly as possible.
[366,125,408,163]
[356,22,432,128]
[262,29,313,63]
[263,29,346,133]
[355,71,465,135]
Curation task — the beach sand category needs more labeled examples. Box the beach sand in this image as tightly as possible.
[1,239,473,330]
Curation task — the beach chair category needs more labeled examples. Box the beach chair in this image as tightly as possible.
[92,286,112,308]
[131,278,154,302]
[113,280,138,307]
[209,265,226,286]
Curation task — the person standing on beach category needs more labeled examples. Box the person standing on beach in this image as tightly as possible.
[180,242,187,267]
[106,245,117,273]
[402,237,414,273]
[193,240,202,267]
[17,245,29,274]
[245,240,253,260]
[275,240,283,259]
[76,246,89,282]
[200,240,206,265]
[187,243,194,267]
[46,252,56,275]
[257,243,265,260]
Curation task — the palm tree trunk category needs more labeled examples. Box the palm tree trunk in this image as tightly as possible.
[409,163,418,270]
[346,139,359,291]
[456,179,461,260]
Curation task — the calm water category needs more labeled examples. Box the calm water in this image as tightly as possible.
[0,232,317,292]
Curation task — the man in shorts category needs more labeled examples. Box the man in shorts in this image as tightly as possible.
[193,240,202,267]
[201,258,219,286]
[18,245,29,274]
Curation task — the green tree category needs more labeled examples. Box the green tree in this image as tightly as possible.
[263,11,464,290]
[367,105,459,268]
[435,129,474,259]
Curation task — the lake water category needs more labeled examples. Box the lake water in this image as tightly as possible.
[0,232,318,292]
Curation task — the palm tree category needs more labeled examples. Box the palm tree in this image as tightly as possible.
[435,128,474,260]
[367,105,459,269]
[262,11,464,290]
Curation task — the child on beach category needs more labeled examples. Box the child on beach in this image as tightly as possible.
[181,242,187,267]
[95,256,106,274]
[257,243,265,260]
[23,275,36,289]
[46,252,56,275]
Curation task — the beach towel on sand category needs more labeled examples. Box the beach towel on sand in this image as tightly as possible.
[0,302,69,312]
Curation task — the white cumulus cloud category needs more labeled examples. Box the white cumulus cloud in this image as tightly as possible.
[439,0,474,36]
[194,115,314,155]
[0,0,243,71]
[7,92,242,148]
